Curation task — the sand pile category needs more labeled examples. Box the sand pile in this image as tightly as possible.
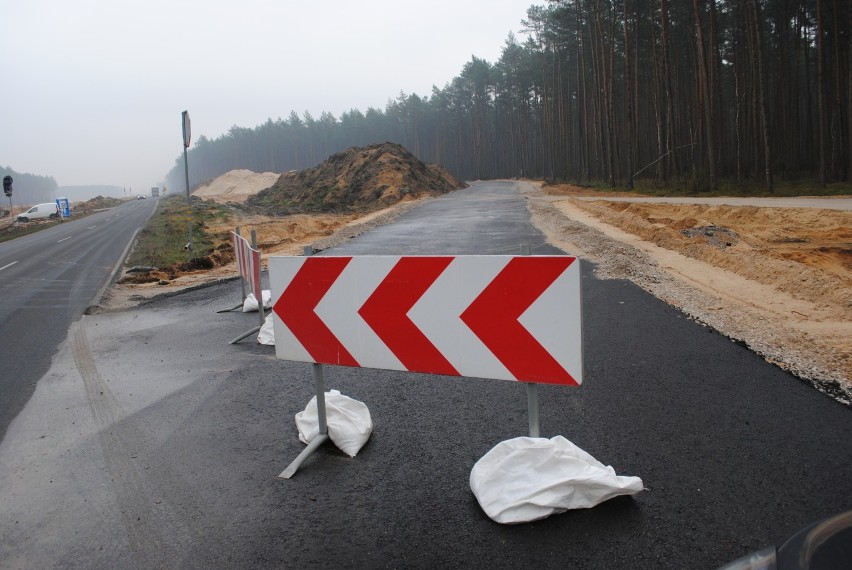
[193,170,280,203]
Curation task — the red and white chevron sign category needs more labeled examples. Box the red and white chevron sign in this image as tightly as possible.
[269,255,582,385]
[232,231,262,303]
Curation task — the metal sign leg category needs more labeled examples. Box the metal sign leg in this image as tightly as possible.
[228,324,263,344]
[279,363,330,479]
[520,242,541,438]
[527,383,540,437]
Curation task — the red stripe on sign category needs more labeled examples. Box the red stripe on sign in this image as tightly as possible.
[460,257,578,385]
[359,257,459,376]
[249,247,262,303]
[273,257,359,367]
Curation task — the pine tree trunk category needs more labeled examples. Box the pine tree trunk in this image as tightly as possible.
[748,0,773,192]
[624,0,634,188]
[816,0,827,187]
[660,0,676,182]
[692,0,717,191]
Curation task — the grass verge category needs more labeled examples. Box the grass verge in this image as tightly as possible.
[126,195,232,268]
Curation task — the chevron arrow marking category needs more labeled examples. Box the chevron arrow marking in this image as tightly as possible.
[460,256,579,385]
[358,256,458,376]
[273,256,359,367]
[269,255,582,385]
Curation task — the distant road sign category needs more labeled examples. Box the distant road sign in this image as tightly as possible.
[270,255,583,385]
[182,111,191,148]
[3,176,12,197]
[56,197,71,217]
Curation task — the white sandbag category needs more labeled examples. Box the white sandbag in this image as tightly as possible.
[296,390,372,457]
[257,313,275,345]
[470,436,643,524]
[242,290,272,312]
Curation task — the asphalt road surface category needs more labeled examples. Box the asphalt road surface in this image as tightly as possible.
[0,182,849,569]
[0,198,157,440]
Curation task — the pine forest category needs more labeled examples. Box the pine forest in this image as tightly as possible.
[165,0,851,194]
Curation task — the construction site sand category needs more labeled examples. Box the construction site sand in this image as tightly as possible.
[193,169,281,203]
[102,177,851,404]
[523,182,851,403]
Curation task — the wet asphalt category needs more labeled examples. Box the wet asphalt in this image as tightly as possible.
[0,181,850,569]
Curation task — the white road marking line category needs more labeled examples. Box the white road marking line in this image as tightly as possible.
[87,226,97,230]
[0,261,19,272]
[58,236,72,243]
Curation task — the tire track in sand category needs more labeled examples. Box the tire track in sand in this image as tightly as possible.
[71,321,171,568]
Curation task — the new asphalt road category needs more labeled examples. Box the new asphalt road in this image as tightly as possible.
[0,182,849,569]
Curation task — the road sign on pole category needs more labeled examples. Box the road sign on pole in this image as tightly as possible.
[56,197,71,218]
[3,176,11,214]
[181,110,193,260]
[270,255,583,385]
[182,111,191,149]
[270,254,583,477]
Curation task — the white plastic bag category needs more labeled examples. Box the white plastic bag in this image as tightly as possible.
[257,313,275,345]
[242,290,272,312]
[470,436,643,524]
[295,390,372,457]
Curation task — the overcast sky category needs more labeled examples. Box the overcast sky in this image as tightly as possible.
[1,0,535,193]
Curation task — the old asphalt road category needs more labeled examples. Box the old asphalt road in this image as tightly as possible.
[1,181,850,569]
[0,198,157,441]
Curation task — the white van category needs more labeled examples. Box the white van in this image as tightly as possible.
[17,202,60,222]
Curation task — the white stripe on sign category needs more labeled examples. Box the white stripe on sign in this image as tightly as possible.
[519,263,583,382]
[409,256,513,380]
[270,256,313,362]
[315,256,405,371]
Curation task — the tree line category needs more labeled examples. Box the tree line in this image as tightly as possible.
[165,0,850,193]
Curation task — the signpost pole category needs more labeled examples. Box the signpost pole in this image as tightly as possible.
[313,363,329,436]
[3,176,13,217]
[251,229,266,330]
[279,363,330,479]
[236,227,246,302]
[521,243,541,438]
[182,111,193,263]
[279,246,328,479]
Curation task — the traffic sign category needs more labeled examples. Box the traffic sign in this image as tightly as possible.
[269,255,582,385]
[182,110,191,148]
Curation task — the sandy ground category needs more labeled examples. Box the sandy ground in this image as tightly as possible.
[101,179,851,404]
[193,169,281,203]
[524,182,851,403]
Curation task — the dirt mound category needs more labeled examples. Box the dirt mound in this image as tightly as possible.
[74,195,124,214]
[248,142,466,213]
[571,200,852,311]
[193,170,281,204]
